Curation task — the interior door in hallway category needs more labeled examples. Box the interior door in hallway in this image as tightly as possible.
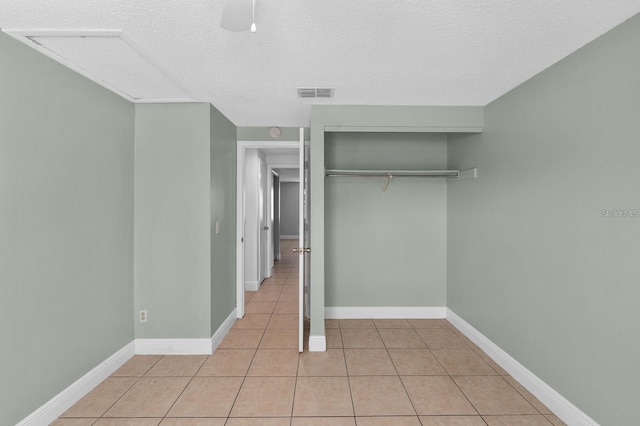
[297,129,310,352]
[258,159,268,283]
[272,173,280,262]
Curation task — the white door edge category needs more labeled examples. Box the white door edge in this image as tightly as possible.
[298,128,305,352]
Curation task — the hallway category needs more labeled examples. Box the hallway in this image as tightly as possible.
[53,239,565,425]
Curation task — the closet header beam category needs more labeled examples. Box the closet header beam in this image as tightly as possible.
[325,169,460,178]
[323,125,484,133]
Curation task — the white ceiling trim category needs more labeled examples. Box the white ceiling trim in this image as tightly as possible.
[2,28,198,103]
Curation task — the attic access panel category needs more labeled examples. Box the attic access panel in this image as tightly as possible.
[5,30,195,102]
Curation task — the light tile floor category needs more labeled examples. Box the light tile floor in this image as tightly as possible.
[53,240,566,426]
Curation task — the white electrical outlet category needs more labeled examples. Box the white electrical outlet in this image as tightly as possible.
[139,309,148,323]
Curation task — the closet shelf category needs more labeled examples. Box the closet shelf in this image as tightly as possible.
[325,169,460,178]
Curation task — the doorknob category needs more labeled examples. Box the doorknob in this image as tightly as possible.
[263,226,269,230]
[292,247,311,254]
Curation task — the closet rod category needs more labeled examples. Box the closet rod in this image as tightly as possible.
[325,169,460,178]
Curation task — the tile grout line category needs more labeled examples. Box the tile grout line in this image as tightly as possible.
[421,322,488,421]
[226,279,273,422]
[282,242,298,425]
[445,320,544,420]
[500,376,547,416]
[95,355,164,421]
[289,334,302,421]
[227,255,295,422]
[431,324,486,421]
[340,322,358,420]
[157,355,208,421]
[377,322,420,420]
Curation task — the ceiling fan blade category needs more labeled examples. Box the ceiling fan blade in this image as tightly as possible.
[221,0,254,32]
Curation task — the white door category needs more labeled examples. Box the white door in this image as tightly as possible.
[258,159,268,283]
[267,170,276,274]
[297,128,310,352]
[272,173,281,261]
[303,140,311,323]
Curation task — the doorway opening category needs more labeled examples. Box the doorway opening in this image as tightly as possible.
[236,128,311,352]
[236,132,308,351]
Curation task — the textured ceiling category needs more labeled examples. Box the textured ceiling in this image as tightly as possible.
[2,1,640,127]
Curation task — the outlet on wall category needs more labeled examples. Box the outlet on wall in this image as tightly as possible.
[139,309,148,323]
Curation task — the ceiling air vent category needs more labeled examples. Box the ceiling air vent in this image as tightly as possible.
[297,87,334,99]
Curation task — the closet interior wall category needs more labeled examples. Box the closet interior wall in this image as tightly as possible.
[324,132,448,309]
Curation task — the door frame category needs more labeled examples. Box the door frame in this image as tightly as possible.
[236,140,300,318]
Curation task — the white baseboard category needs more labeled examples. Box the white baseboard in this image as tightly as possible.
[135,308,238,356]
[135,338,212,355]
[446,309,598,426]
[245,280,259,291]
[211,308,237,352]
[280,235,299,240]
[20,309,238,425]
[325,306,446,319]
[308,335,326,352]
[17,341,135,426]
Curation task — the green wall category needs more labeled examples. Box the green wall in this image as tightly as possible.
[1,31,237,424]
[447,14,640,425]
[0,33,134,424]
[134,103,213,338]
[210,105,238,333]
[280,182,300,237]
[325,132,447,307]
[134,103,238,339]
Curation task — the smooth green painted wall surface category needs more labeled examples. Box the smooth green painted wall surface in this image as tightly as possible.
[134,103,212,338]
[210,105,237,332]
[0,33,134,424]
[313,105,484,132]
[325,133,447,307]
[280,182,300,236]
[447,15,640,425]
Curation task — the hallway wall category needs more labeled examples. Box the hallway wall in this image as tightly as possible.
[209,105,238,333]
[134,103,237,339]
[280,182,299,237]
[135,103,213,339]
[243,149,267,289]
[0,33,135,424]
[447,14,640,425]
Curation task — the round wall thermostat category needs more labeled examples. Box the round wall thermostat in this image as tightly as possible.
[269,127,281,138]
